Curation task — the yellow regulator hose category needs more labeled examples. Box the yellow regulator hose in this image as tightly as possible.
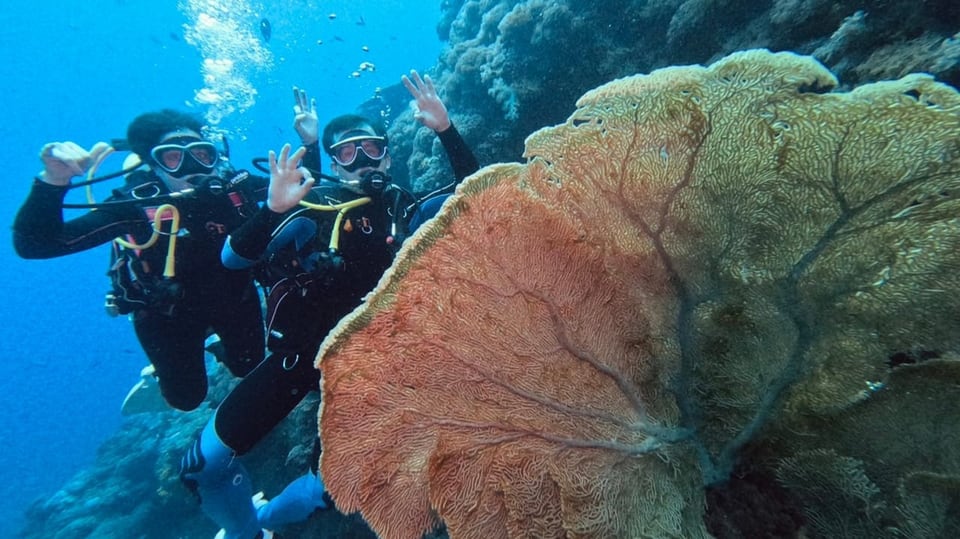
[298,197,371,252]
[114,204,181,278]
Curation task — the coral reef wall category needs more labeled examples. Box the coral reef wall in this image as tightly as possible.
[392,0,959,194]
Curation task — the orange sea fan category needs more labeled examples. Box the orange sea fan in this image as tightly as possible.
[319,157,701,538]
[318,49,960,538]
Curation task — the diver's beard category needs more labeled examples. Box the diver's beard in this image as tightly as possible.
[185,173,219,186]
[160,174,194,193]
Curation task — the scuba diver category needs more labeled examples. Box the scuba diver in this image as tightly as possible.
[13,110,269,412]
[180,70,479,539]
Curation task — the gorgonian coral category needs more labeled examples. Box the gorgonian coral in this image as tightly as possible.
[318,49,960,538]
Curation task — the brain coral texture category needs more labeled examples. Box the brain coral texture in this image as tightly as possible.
[317,49,960,539]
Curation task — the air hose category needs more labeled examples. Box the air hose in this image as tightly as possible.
[298,197,371,252]
[85,148,181,278]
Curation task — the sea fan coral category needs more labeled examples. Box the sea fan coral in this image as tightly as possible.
[318,49,960,538]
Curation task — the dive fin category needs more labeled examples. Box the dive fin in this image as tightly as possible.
[120,364,169,415]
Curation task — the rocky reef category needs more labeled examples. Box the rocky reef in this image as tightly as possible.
[391,0,959,196]
[20,362,379,538]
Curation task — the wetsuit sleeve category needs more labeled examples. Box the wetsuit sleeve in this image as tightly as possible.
[13,179,142,259]
[247,173,270,203]
[437,122,480,184]
[221,205,288,269]
[404,125,480,235]
[302,141,323,177]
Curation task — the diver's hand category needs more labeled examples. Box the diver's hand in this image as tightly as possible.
[292,86,319,145]
[402,70,451,132]
[267,144,315,213]
[38,141,111,186]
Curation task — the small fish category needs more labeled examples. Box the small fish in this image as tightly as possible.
[357,15,366,26]
[334,35,344,42]
[260,18,271,42]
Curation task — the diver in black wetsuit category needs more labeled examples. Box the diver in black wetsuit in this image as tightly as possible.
[180,71,479,539]
[13,110,269,411]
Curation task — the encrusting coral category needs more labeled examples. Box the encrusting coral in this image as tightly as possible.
[421,0,960,198]
[316,49,960,538]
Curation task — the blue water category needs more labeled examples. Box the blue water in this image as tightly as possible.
[0,1,441,535]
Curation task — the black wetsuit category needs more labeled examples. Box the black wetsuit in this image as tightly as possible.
[215,124,479,454]
[13,170,269,411]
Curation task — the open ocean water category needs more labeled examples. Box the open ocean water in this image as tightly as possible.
[0,1,441,535]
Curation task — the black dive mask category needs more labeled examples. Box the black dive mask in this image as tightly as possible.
[173,158,218,179]
[338,149,381,173]
[150,137,219,179]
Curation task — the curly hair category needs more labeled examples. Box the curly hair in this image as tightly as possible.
[126,109,205,164]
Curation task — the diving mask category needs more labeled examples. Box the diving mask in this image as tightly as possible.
[150,140,219,177]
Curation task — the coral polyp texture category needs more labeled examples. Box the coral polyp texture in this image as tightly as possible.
[317,49,960,539]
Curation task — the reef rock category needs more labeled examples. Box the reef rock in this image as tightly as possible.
[393,0,960,197]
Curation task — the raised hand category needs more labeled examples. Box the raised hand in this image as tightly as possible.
[38,141,111,186]
[401,69,451,132]
[292,86,319,145]
[267,144,315,213]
